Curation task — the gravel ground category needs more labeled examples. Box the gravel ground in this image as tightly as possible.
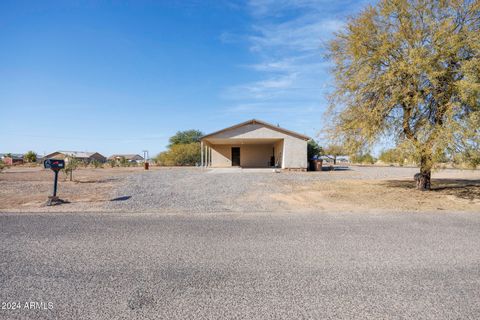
[104,166,479,213]
[1,211,480,319]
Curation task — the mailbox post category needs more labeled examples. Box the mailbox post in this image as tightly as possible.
[44,159,66,206]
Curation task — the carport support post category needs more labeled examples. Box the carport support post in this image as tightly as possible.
[201,141,204,167]
[205,145,208,167]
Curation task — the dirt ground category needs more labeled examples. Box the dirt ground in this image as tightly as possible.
[0,166,142,211]
[271,177,480,213]
[0,165,479,213]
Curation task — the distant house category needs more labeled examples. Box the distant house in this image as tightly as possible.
[43,151,107,163]
[108,154,144,163]
[0,153,24,166]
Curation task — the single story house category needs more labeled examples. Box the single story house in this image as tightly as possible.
[200,119,309,170]
[108,154,144,163]
[43,151,107,163]
[0,153,24,166]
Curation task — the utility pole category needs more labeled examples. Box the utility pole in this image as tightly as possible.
[142,150,149,170]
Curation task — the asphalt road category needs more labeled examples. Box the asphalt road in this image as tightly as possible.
[1,211,480,319]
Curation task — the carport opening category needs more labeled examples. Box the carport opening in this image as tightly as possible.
[202,138,284,169]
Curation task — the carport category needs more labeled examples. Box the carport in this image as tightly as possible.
[201,138,284,168]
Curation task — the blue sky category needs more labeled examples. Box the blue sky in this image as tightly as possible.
[0,0,371,156]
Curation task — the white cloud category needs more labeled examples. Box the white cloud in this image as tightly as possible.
[220,0,369,131]
[248,55,332,73]
[256,73,297,89]
[249,16,344,53]
[223,73,298,100]
[226,102,318,115]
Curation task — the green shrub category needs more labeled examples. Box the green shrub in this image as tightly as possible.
[307,140,322,160]
[107,160,116,168]
[351,153,376,164]
[379,149,403,165]
[24,151,37,163]
[156,142,200,166]
[90,159,102,168]
[118,157,130,167]
[453,149,480,169]
[64,156,80,181]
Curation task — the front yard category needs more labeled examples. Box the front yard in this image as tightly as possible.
[0,166,479,213]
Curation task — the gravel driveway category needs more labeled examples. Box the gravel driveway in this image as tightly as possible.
[104,166,477,213]
[1,211,479,319]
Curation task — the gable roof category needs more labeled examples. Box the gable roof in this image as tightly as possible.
[45,151,106,159]
[201,119,310,141]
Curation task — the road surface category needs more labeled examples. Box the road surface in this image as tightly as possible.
[1,211,479,319]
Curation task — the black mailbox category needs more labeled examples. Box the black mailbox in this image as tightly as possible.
[44,159,65,170]
[44,159,66,205]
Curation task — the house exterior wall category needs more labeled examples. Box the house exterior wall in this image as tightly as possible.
[211,145,231,167]
[44,152,66,160]
[2,157,24,166]
[282,137,307,169]
[241,144,273,168]
[89,153,107,163]
[109,155,144,162]
[207,123,289,140]
[274,140,284,168]
[210,144,274,168]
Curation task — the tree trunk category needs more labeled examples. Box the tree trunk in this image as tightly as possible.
[333,156,337,165]
[414,170,431,190]
[414,154,432,190]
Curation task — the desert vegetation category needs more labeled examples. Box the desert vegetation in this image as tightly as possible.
[327,0,480,190]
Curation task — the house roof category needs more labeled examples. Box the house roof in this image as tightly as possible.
[58,151,97,158]
[108,154,144,160]
[201,119,310,141]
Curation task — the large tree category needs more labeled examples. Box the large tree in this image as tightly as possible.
[328,0,480,190]
[157,129,204,166]
[168,130,204,147]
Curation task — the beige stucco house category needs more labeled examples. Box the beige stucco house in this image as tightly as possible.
[43,151,107,163]
[200,119,309,170]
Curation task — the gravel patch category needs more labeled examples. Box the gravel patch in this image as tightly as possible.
[105,168,290,213]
